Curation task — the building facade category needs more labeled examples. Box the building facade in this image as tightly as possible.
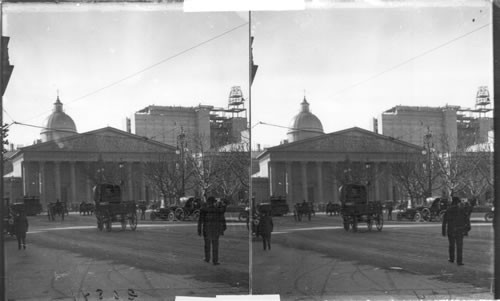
[10,127,176,208]
[257,127,423,204]
[381,105,493,152]
[132,86,247,151]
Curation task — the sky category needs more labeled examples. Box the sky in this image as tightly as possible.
[2,1,493,149]
[3,3,249,147]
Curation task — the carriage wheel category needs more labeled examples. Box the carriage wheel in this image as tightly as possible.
[367,218,373,231]
[105,220,112,232]
[167,212,175,221]
[121,215,127,230]
[175,208,185,221]
[485,212,494,222]
[150,212,157,221]
[414,212,422,222]
[351,217,358,232]
[192,210,200,221]
[376,214,384,231]
[129,213,138,231]
[421,208,431,222]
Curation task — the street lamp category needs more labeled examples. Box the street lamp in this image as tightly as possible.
[422,132,435,199]
[177,130,187,197]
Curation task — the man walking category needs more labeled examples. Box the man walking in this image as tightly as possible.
[442,197,470,266]
[198,196,226,265]
[13,210,29,250]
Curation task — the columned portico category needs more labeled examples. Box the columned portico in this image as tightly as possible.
[301,162,308,202]
[316,161,324,203]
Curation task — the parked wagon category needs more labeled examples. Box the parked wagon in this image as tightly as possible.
[93,183,137,232]
[340,183,383,232]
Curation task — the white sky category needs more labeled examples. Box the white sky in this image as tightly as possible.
[2,1,493,149]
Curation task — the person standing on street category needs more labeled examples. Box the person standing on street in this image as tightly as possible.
[14,211,29,250]
[442,197,470,266]
[259,211,273,251]
[198,196,226,265]
[387,201,393,221]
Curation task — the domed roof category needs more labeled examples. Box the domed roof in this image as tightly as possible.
[287,97,324,142]
[40,96,77,142]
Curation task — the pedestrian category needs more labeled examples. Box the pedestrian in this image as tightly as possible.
[259,211,273,251]
[198,196,226,265]
[387,201,393,221]
[442,197,470,266]
[13,211,29,250]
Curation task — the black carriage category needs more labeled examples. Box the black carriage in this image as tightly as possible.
[150,207,175,221]
[340,184,383,232]
[47,201,67,221]
[94,184,137,232]
[172,197,202,221]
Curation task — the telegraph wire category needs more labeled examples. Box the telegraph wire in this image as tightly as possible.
[16,21,249,124]
[331,23,491,98]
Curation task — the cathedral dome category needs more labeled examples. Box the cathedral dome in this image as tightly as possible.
[41,96,77,142]
[287,97,324,142]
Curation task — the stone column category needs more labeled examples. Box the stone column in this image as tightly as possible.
[54,162,62,201]
[39,161,46,205]
[127,163,133,201]
[269,161,277,196]
[140,163,146,201]
[387,167,394,201]
[22,161,27,196]
[373,163,380,201]
[86,178,92,202]
[70,162,77,205]
[301,162,308,202]
[316,161,324,203]
[286,162,293,203]
[331,162,339,203]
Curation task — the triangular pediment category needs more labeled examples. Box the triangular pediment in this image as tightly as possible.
[267,127,421,154]
[19,127,176,154]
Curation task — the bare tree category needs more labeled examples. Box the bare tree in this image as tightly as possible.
[143,152,184,206]
[213,142,250,204]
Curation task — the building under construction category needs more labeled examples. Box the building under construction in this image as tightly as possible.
[380,86,493,152]
[129,86,247,150]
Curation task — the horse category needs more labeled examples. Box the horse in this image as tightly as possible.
[294,201,313,221]
[48,201,66,221]
[79,202,95,216]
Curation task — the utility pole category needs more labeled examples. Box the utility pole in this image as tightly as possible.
[0,3,14,298]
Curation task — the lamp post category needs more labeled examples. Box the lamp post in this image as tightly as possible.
[176,130,186,197]
[422,131,434,199]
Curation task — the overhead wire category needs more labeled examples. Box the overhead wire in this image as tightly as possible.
[13,21,249,125]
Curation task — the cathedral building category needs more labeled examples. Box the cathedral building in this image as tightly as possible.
[8,96,176,208]
[255,98,424,205]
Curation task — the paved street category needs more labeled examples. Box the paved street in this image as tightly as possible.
[253,213,494,300]
[5,211,494,300]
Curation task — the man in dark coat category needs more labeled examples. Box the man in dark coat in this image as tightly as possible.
[442,197,470,266]
[13,211,29,250]
[198,196,226,265]
[259,211,273,251]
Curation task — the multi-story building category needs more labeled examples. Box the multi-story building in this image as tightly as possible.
[130,86,247,151]
[380,96,492,152]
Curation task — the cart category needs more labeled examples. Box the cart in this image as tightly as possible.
[340,183,383,232]
[94,184,137,232]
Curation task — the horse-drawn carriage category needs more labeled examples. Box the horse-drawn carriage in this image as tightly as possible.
[48,201,67,221]
[93,184,137,232]
[340,184,383,232]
